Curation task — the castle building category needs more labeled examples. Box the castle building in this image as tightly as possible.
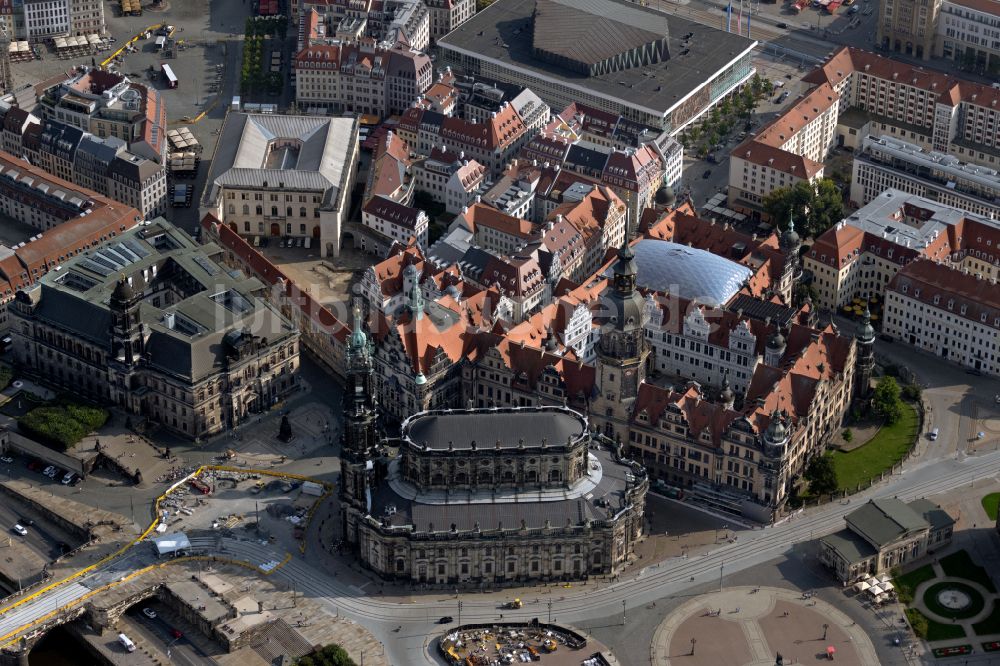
[10,221,300,438]
[339,311,648,584]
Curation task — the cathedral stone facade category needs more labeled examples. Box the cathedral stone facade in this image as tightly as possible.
[338,308,648,585]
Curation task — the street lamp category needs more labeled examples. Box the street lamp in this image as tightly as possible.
[458,600,463,625]
[548,600,552,623]
[622,599,627,625]
[719,560,725,592]
[690,638,697,655]
[822,623,829,641]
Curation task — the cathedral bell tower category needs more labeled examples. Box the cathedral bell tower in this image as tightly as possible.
[340,301,380,545]
[593,240,650,442]
[108,274,144,409]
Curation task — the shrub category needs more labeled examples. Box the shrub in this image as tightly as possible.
[296,644,356,666]
[842,428,853,443]
[18,400,108,450]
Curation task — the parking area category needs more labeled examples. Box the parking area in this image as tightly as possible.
[155,467,329,556]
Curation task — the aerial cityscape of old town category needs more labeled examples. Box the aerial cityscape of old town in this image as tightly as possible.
[0,0,997,663]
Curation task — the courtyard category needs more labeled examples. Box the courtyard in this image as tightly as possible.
[896,549,1000,658]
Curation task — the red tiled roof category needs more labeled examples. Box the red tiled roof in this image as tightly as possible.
[888,259,1000,329]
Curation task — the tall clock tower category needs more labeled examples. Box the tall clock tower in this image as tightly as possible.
[593,241,649,443]
[340,301,380,546]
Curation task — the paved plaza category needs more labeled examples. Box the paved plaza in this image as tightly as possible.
[652,586,879,665]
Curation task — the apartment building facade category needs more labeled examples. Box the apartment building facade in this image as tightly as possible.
[883,259,1000,376]
[850,135,1000,219]
[293,40,433,117]
[934,0,1000,71]
[877,0,942,59]
[803,189,1000,311]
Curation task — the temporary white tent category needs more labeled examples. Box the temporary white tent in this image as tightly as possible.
[151,532,191,557]
[855,580,870,592]
[882,581,895,591]
[868,584,884,596]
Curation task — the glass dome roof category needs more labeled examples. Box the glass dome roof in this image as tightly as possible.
[606,239,753,306]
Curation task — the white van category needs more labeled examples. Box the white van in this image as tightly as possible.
[929,428,939,441]
[118,633,136,652]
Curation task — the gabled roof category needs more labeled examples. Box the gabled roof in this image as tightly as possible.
[845,498,929,548]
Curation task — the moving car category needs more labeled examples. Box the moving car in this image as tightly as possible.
[776,22,788,28]
[142,608,157,619]
[438,616,454,624]
[702,170,712,179]
[12,524,27,536]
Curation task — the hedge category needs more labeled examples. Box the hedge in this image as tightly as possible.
[18,400,108,450]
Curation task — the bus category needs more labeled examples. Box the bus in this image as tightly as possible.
[161,63,178,89]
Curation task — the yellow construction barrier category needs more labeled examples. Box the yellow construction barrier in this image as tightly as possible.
[0,466,329,620]
[0,551,294,648]
[100,24,163,67]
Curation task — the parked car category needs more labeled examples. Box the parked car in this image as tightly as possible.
[12,524,27,536]
[0,455,12,464]
[142,608,157,619]
[43,465,56,477]
[18,517,34,527]
[776,22,788,28]
[61,472,76,485]
[27,460,42,472]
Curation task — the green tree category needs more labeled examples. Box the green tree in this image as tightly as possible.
[873,376,903,425]
[805,455,838,495]
[297,644,357,666]
[809,178,845,236]
[763,181,813,229]
[842,428,854,443]
[763,179,844,237]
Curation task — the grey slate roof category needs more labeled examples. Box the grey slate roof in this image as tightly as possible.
[202,113,358,209]
[821,529,878,564]
[370,446,635,532]
[438,0,756,117]
[32,220,296,382]
[907,499,955,531]
[404,407,586,450]
[845,498,930,549]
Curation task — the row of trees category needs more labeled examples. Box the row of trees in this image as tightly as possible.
[240,17,287,94]
[762,179,845,239]
[678,74,772,158]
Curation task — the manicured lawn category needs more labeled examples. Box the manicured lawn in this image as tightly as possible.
[973,601,1000,637]
[941,550,997,593]
[924,582,985,620]
[982,493,1000,522]
[895,564,937,604]
[907,608,967,641]
[830,401,919,491]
